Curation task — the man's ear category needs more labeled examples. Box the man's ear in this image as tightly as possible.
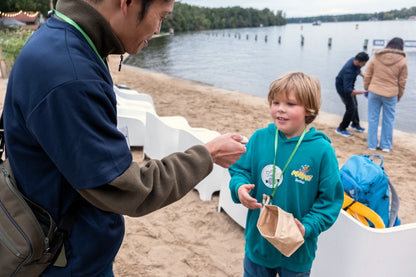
[119,0,130,15]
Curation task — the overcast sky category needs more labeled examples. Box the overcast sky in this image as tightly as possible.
[177,0,415,17]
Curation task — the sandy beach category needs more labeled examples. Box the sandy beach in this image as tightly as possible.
[1,54,415,276]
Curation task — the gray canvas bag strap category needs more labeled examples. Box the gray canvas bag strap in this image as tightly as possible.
[387,178,400,227]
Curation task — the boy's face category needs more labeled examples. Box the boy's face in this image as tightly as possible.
[270,90,307,139]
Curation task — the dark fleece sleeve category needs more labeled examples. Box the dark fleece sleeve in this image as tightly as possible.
[77,145,213,216]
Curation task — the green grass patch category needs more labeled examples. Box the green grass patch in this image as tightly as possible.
[0,28,34,71]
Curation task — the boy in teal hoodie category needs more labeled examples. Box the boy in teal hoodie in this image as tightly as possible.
[229,72,344,277]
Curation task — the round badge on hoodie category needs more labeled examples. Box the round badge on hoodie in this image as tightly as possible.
[261,164,283,188]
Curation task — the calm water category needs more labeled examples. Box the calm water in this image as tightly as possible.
[126,20,416,133]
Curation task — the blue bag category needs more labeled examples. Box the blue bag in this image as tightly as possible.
[340,154,400,227]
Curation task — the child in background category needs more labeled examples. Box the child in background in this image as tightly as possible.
[229,72,344,277]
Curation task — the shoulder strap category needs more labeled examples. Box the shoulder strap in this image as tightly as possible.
[371,154,399,227]
[0,112,5,160]
[387,177,400,227]
[52,195,83,267]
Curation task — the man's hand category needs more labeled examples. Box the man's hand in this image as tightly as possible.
[237,184,262,210]
[204,133,247,168]
[351,90,364,95]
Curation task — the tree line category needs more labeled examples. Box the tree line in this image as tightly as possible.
[286,6,416,23]
[161,3,286,33]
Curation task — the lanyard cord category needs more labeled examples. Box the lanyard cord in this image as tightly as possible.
[53,10,107,68]
[270,127,307,199]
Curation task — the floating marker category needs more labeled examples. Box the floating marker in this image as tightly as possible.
[363,39,368,50]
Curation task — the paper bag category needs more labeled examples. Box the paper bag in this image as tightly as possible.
[257,203,304,257]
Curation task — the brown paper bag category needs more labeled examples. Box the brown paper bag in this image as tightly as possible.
[257,196,304,257]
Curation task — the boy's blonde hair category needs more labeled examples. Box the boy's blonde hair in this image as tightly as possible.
[267,71,321,124]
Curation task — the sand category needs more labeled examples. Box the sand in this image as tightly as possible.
[1,55,415,276]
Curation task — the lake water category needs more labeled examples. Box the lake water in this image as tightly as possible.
[125,20,416,133]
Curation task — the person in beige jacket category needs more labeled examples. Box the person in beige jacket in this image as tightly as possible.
[364,37,408,152]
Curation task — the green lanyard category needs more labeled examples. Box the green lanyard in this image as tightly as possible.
[270,127,306,199]
[53,9,107,68]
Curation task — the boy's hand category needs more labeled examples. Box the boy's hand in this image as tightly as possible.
[205,133,247,168]
[294,218,305,237]
[237,184,262,210]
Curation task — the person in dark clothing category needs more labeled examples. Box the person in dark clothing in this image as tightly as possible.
[335,52,369,137]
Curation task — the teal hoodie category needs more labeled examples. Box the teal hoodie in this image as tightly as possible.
[229,123,343,272]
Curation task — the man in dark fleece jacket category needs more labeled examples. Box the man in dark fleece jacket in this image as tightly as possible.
[335,51,369,137]
[3,0,246,276]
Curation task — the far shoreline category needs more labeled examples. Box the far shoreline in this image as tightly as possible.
[119,62,416,142]
[121,57,415,135]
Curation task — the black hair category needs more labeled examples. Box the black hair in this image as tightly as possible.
[386,37,404,50]
[90,0,166,20]
[355,52,369,62]
[138,0,171,20]
[137,0,154,20]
